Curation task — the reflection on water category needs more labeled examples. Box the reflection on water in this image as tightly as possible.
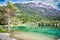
[11,26,60,40]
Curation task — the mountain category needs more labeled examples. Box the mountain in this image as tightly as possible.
[14,1,60,21]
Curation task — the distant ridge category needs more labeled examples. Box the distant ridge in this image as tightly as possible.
[14,1,60,21]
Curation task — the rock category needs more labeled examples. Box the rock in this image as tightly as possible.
[57,39,60,40]
[12,38,17,40]
[0,33,11,40]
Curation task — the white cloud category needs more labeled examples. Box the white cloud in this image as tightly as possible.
[58,0,60,2]
[0,0,60,9]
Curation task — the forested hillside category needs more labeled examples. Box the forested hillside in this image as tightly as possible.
[14,2,60,26]
[0,2,60,27]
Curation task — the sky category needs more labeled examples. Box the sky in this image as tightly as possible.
[0,0,60,10]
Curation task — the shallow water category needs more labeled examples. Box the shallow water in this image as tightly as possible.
[13,32,56,40]
[12,26,60,40]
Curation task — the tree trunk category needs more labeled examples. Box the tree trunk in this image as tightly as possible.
[8,15,11,33]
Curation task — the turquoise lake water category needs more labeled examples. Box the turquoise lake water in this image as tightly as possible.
[11,26,60,39]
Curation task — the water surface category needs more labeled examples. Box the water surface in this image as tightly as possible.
[12,26,60,40]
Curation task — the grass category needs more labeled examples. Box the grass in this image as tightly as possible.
[0,25,7,33]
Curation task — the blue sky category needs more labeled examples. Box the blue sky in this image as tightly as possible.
[0,0,60,10]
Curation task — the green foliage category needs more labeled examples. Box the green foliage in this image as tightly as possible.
[0,2,20,25]
[0,26,7,32]
[0,2,60,28]
[14,3,60,26]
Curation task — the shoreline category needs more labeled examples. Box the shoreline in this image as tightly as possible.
[13,31,57,40]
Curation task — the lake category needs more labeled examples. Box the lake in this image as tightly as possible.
[11,26,60,40]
